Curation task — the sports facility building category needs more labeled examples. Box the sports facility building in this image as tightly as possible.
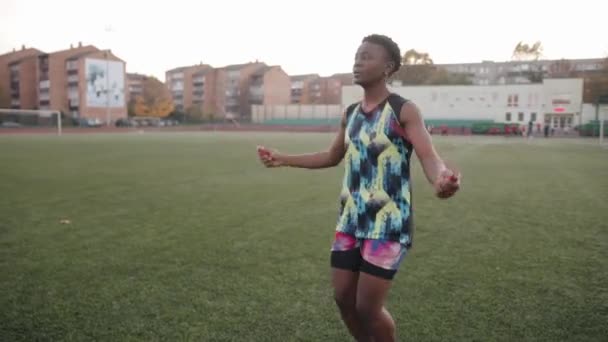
[342,78,587,131]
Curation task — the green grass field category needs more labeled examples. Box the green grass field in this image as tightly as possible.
[1,132,607,341]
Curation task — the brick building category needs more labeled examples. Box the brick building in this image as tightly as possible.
[0,46,43,109]
[307,73,353,104]
[0,43,127,124]
[165,63,215,114]
[290,74,320,104]
[166,61,291,119]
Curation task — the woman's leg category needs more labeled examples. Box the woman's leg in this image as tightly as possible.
[355,272,395,342]
[331,267,372,342]
[355,239,407,342]
[330,232,372,341]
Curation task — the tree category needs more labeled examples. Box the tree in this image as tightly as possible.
[511,41,544,83]
[392,49,434,85]
[512,41,543,61]
[393,49,471,85]
[132,77,174,117]
[402,49,434,65]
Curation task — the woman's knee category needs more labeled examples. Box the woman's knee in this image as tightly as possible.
[334,288,356,312]
[355,300,377,321]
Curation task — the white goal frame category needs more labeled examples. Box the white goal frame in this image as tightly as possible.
[0,109,62,135]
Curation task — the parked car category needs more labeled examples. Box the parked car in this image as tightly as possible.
[0,121,22,128]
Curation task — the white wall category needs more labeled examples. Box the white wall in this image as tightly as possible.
[251,104,342,123]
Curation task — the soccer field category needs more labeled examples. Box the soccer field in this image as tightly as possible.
[0,132,607,341]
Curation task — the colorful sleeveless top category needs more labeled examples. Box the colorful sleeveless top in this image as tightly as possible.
[336,93,414,247]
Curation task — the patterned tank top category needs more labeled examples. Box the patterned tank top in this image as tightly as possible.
[336,93,414,247]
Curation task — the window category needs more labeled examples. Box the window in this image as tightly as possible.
[531,112,537,122]
[508,94,519,107]
[518,112,524,121]
[506,113,512,121]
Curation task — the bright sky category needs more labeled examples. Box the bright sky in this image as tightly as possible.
[1,0,606,80]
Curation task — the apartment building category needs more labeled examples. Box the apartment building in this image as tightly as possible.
[0,46,43,109]
[248,65,290,109]
[290,74,320,104]
[213,62,266,117]
[439,58,606,86]
[37,43,127,123]
[127,73,147,103]
[165,63,215,114]
[0,43,128,123]
[308,73,353,104]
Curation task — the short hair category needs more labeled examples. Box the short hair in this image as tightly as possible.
[362,34,402,75]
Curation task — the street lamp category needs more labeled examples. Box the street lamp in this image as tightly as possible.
[105,50,110,126]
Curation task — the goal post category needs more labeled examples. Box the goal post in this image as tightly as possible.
[0,108,62,135]
[598,95,608,146]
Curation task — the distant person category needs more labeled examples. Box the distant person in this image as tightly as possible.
[544,124,550,137]
[256,34,461,342]
[528,120,534,139]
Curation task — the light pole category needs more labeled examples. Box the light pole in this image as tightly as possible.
[104,25,114,127]
[106,51,110,126]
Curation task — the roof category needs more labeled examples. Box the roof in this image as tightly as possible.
[166,63,212,74]
[127,73,148,80]
[438,57,607,67]
[0,47,43,63]
[251,65,273,77]
[221,61,266,71]
[290,74,320,81]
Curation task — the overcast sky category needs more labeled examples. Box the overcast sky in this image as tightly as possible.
[1,0,606,80]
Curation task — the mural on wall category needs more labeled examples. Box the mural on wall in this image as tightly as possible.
[85,58,125,108]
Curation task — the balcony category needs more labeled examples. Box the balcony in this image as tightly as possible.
[170,72,184,81]
[225,97,239,106]
[193,76,205,85]
[171,83,184,91]
[69,99,79,109]
[39,93,50,101]
[225,86,240,97]
[11,99,20,107]
[250,85,263,97]
[66,60,78,71]
[39,80,50,89]
[250,96,263,105]
[129,84,143,92]
[67,92,79,101]
[67,75,79,85]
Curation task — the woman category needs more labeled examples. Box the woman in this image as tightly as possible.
[257,34,461,342]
